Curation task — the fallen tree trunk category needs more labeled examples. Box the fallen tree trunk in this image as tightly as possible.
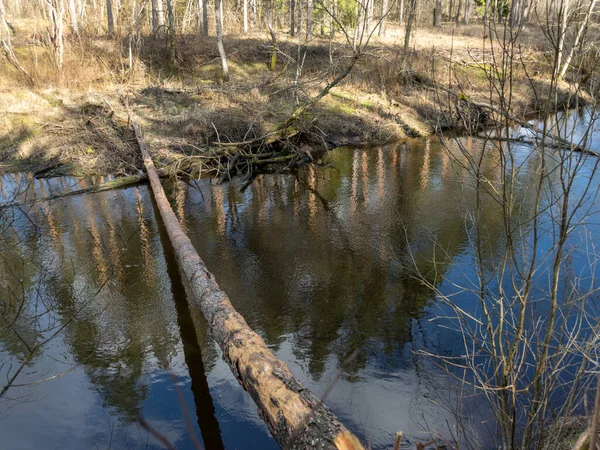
[412,71,599,157]
[128,110,365,450]
[475,133,600,156]
[0,173,158,208]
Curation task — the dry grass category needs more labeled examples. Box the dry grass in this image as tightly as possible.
[0,19,592,176]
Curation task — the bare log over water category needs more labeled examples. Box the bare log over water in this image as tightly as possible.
[412,71,599,157]
[127,108,365,450]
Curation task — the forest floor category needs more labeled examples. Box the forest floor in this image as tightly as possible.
[0,19,592,177]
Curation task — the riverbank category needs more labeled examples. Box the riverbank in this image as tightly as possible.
[0,21,593,177]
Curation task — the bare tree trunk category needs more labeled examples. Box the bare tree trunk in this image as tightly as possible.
[243,0,248,31]
[353,0,361,48]
[448,0,453,19]
[455,0,461,25]
[0,0,33,85]
[297,0,302,35]
[402,0,416,69]
[152,0,160,32]
[106,0,114,33]
[330,0,336,36]
[463,0,469,23]
[510,0,520,26]
[47,0,65,66]
[520,0,531,28]
[68,0,79,34]
[555,0,570,78]
[558,0,597,79]
[399,0,404,22]
[366,0,373,34]
[434,0,442,26]
[289,0,295,35]
[483,0,489,35]
[0,0,11,45]
[77,0,85,22]
[57,0,64,65]
[265,0,276,69]
[306,0,312,40]
[202,0,208,35]
[182,0,192,32]
[165,0,177,68]
[113,0,120,31]
[215,0,229,81]
[250,0,256,28]
[379,0,388,35]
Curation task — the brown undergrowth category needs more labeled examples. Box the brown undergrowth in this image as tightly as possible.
[0,20,593,177]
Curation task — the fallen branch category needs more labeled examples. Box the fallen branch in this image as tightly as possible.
[475,132,600,156]
[219,53,362,149]
[0,172,166,208]
[126,105,364,450]
[1,39,34,85]
[412,71,599,156]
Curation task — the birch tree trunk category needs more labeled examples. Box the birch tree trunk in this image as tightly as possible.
[558,0,597,78]
[243,0,248,32]
[306,0,313,40]
[113,0,120,30]
[151,0,165,33]
[519,0,531,29]
[353,0,362,49]
[77,0,86,22]
[399,0,404,23]
[555,0,570,78]
[434,0,442,26]
[215,0,229,81]
[57,0,64,66]
[510,0,520,26]
[0,0,11,45]
[68,0,79,34]
[366,0,372,34]
[379,0,388,35]
[47,0,65,66]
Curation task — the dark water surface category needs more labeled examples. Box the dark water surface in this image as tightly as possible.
[0,114,599,449]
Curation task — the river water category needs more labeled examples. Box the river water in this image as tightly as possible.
[0,109,599,449]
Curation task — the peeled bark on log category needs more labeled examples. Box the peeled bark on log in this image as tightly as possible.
[127,112,365,450]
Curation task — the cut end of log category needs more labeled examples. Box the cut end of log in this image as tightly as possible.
[334,431,366,450]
